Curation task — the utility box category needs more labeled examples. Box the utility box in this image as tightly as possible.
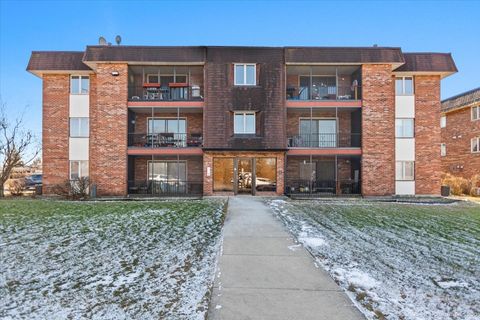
[90,184,97,198]
[441,185,450,197]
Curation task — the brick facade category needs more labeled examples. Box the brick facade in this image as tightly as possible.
[90,63,129,196]
[42,74,70,194]
[441,105,480,179]
[361,65,395,196]
[415,76,442,195]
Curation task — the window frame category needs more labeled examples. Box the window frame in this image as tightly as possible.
[395,118,415,138]
[440,115,447,128]
[70,75,89,95]
[395,76,414,96]
[395,161,415,181]
[233,111,256,134]
[69,117,89,138]
[471,137,480,153]
[69,160,89,180]
[234,63,256,86]
[472,106,480,121]
[440,143,447,157]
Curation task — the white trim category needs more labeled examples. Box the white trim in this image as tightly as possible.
[234,63,256,86]
[440,115,447,128]
[234,111,256,134]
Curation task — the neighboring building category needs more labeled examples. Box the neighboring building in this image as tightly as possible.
[27,45,456,197]
[441,87,480,178]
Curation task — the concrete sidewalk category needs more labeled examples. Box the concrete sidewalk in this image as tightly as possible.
[207,196,364,320]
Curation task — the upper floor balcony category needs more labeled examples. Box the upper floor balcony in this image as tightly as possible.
[286,65,362,102]
[128,65,204,102]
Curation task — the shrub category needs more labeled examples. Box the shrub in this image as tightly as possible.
[8,179,25,196]
[52,177,90,200]
[441,173,480,196]
[469,175,480,196]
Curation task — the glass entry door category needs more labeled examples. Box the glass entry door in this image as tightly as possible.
[235,158,253,194]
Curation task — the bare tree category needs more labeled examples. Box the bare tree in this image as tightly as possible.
[0,103,40,197]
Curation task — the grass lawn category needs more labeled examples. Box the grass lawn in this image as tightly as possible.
[0,199,226,320]
[268,199,480,320]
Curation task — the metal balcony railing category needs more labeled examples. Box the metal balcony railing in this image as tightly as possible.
[286,179,361,197]
[286,85,361,101]
[287,133,361,148]
[128,84,203,102]
[128,180,203,197]
[128,133,203,148]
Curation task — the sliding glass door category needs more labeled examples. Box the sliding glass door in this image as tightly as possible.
[148,118,186,146]
[299,119,337,147]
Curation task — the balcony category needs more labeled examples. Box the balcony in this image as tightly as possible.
[286,65,361,101]
[128,133,202,148]
[128,65,204,102]
[288,133,361,148]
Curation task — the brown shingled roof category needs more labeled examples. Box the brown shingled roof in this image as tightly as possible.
[27,51,90,71]
[83,46,206,63]
[285,47,405,64]
[395,53,457,73]
[441,87,480,112]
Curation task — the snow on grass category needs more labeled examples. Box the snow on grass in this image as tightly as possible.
[0,199,226,320]
[268,199,480,320]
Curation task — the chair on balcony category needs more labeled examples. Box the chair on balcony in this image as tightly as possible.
[187,133,202,147]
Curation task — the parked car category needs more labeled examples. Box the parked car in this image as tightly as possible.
[24,174,42,189]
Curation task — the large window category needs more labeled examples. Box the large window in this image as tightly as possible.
[234,64,256,85]
[395,119,414,138]
[148,118,186,134]
[396,161,415,181]
[395,77,414,95]
[472,106,480,121]
[70,160,89,180]
[70,117,89,137]
[234,112,255,134]
[71,76,89,94]
[472,137,480,153]
[255,158,276,192]
[299,119,337,147]
[148,161,186,181]
[213,158,234,191]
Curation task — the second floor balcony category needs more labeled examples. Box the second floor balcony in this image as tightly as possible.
[128,65,204,102]
[286,65,362,101]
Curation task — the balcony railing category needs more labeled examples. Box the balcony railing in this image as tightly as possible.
[128,180,203,197]
[128,84,204,102]
[286,180,361,197]
[286,85,361,101]
[128,133,203,148]
[288,133,361,148]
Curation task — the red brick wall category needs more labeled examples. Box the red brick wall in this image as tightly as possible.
[361,64,395,196]
[90,63,128,196]
[203,151,285,195]
[415,76,442,195]
[441,105,480,179]
[42,74,70,194]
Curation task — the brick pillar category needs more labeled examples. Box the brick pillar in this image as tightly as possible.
[415,75,441,195]
[361,64,395,196]
[42,74,70,194]
[203,152,213,195]
[90,64,128,196]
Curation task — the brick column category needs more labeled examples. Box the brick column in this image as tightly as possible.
[361,64,395,196]
[42,74,70,194]
[203,152,213,195]
[90,64,128,196]
[415,75,441,195]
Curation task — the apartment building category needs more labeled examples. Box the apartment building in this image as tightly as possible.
[27,45,457,197]
[441,87,480,178]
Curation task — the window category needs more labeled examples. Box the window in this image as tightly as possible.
[213,158,234,191]
[70,160,89,180]
[396,161,415,181]
[395,77,414,95]
[234,64,256,85]
[234,112,255,134]
[255,158,277,192]
[148,118,186,134]
[70,76,89,94]
[148,161,186,182]
[472,106,480,121]
[440,116,447,128]
[300,119,337,147]
[70,117,89,137]
[395,119,414,138]
[147,74,159,83]
[472,137,480,153]
[441,143,446,157]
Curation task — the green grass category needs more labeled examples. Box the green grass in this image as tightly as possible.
[0,198,227,319]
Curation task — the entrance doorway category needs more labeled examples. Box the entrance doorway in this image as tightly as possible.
[235,158,253,194]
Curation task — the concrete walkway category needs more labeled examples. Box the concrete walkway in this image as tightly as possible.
[208,196,364,320]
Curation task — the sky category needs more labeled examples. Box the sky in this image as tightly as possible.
[1,0,479,136]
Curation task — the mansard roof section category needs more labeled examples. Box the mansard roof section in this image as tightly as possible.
[27,51,91,77]
[83,45,206,65]
[394,52,457,78]
[285,47,405,66]
[441,87,480,113]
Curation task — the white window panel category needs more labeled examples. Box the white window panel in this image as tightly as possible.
[396,161,415,181]
[395,77,414,96]
[71,76,89,94]
[472,137,480,153]
[70,160,89,180]
[70,117,89,137]
[234,64,256,85]
[440,116,447,128]
[395,119,414,137]
[472,106,480,121]
[234,112,256,134]
[441,143,446,156]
